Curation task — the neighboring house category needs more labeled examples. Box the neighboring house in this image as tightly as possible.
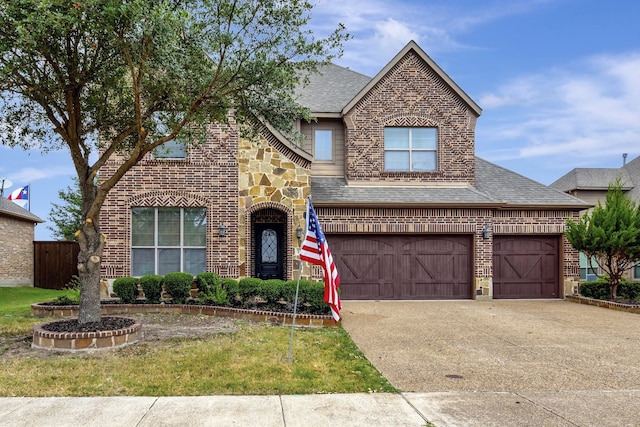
[0,197,44,286]
[551,154,640,281]
[101,41,589,300]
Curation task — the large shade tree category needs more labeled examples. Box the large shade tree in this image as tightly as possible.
[0,0,347,323]
[565,179,640,299]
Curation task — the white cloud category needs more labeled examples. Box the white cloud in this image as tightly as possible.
[5,165,75,184]
[478,52,640,165]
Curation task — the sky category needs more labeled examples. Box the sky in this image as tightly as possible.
[2,0,640,240]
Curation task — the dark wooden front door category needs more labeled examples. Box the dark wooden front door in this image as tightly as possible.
[255,224,284,280]
[493,235,560,299]
[327,234,473,300]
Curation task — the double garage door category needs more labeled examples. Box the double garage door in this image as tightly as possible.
[327,234,559,300]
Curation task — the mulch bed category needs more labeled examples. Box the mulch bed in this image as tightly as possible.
[40,317,136,333]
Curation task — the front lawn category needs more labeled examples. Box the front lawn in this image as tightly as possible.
[0,287,395,396]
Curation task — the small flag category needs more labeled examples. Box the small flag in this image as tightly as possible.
[300,198,341,321]
[7,185,28,201]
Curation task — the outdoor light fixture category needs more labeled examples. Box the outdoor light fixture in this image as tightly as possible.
[296,226,303,240]
[218,223,227,238]
[482,225,492,240]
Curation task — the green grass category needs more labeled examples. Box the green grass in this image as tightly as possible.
[0,287,69,334]
[0,287,396,396]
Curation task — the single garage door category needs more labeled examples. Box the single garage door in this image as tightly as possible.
[493,235,560,299]
[326,234,472,300]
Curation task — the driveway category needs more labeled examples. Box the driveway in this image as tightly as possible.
[341,300,640,426]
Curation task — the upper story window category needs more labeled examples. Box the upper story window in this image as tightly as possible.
[153,139,187,159]
[384,127,437,172]
[152,112,187,159]
[314,129,333,161]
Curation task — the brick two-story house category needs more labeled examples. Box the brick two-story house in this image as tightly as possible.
[100,41,588,300]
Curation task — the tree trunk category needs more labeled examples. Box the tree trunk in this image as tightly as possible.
[77,219,106,323]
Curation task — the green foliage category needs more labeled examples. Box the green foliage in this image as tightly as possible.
[200,283,229,307]
[0,0,348,322]
[580,277,640,301]
[222,278,240,304]
[566,179,640,298]
[195,272,222,296]
[139,275,164,304]
[238,278,263,302]
[163,272,194,304]
[47,178,83,241]
[259,279,286,305]
[112,277,139,304]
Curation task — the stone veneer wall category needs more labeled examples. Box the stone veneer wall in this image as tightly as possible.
[0,216,35,286]
[100,122,239,279]
[237,134,311,279]
[343,50,478,184]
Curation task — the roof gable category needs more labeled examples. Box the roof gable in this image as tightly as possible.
[342,40,482,117]
[0,197,44,223]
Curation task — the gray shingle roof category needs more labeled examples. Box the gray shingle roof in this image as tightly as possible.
[0,197,44,223]
[296,64,371,114]
[311,157,589,209]
[549,167,632,192]
[475,158,590,207]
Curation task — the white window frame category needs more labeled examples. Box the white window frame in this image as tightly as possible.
[384,127,437,172]
[131,207,206,276]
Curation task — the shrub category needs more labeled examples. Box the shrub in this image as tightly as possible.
[113,277,139,304]
[259,279,286,305]
[580,277,640,301]
[238,278,263,302]
[200,282,229,306]
[139,274,163,304]
[222,278,240,305]
[163,272,194,303]
[196,272,222,296]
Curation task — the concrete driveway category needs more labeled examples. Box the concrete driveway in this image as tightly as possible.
[341,300,640,426]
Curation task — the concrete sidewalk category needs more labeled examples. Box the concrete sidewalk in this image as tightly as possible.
[2,391,640,426]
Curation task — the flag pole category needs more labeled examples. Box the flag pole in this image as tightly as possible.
[28,183,31,211]
[287,197,310,364]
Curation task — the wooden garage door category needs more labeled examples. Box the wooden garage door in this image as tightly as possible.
[493,236,560,299]
[327,235,472,300]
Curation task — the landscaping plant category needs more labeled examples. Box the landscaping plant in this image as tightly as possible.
[163,272,194,304]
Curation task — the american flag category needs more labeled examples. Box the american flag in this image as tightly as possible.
[299,199,341,321]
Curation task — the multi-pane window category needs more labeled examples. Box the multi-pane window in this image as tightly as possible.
[314,129,333,161]
[131,207,206,276]
[384,127,437,172]
[633,263,640,281]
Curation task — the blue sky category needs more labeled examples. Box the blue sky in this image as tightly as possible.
[2,0,639,240]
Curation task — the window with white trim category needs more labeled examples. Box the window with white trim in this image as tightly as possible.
[384,127,437,172]
[314,129,333,161]
[131,207,206,276]
[633,262,640,281]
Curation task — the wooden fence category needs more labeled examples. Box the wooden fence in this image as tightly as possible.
[33,241,80,290]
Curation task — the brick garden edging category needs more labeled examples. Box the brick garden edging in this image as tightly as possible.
[31,303,338,327]
[565,295,640,314]
[32,317,142,352]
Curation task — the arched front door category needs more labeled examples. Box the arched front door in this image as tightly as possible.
[255,223,284,279]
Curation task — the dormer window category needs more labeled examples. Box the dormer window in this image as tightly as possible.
[384,127,437,172]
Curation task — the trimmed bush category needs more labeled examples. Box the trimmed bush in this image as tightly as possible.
[139,274,163,304]
[196,272,222,296]
[238,278,263,302]
[580,277,640,302]
[200,282,229,306]
[164,272,194,303]
[259,279,286,305]
[113,277,139,304]
[222,278,240,305]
